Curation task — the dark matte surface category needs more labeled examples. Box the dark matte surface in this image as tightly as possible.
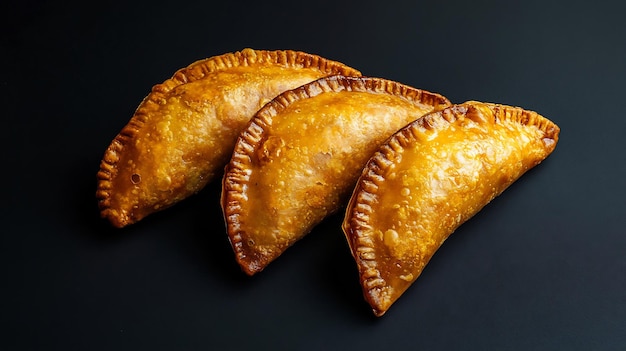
[3,0,625,349]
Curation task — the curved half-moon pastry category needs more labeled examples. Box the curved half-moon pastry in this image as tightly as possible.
[222,76,450,275]
[97,49,361,228]
[342,101,560,316]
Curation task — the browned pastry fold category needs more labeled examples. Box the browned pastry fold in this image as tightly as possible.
[342,101,560,316]
[221,75,451,275]
[96,49,361,228]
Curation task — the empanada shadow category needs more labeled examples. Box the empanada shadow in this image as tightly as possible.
[312,213,380,321]
[163,180,251,284]
[69,157,131,242]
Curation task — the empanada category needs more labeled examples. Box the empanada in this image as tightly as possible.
[221,76,450,275]
[342,101,560,316]
[97,49,361,228]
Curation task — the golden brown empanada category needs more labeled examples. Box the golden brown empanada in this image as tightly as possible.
[97,49,361,228]
[342,101,560,316]
[221,76,450,275]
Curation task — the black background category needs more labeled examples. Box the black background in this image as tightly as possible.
[3,0,625,350]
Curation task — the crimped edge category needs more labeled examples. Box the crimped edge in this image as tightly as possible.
[342,101,560,316]
[221,75,451,275]
[96,48,362,228]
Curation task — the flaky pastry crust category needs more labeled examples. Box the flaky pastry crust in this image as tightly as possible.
[96,49,361,228]
[221,75,450,275]
[342,101,560,316]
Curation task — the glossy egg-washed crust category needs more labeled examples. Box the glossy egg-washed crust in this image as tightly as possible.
[96,49,361,228]
[221,75,451,275]
[342,101,560,316]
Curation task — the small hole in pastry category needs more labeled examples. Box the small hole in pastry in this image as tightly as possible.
[131,173,141,184]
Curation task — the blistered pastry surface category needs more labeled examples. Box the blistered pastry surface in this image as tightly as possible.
[97,49,361,227]
[343,102,559,316]
[222,76,451,275]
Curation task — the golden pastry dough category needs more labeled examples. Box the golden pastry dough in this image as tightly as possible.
[342,101,560,316]
[96,49,361,228]
[221,76,450,275]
